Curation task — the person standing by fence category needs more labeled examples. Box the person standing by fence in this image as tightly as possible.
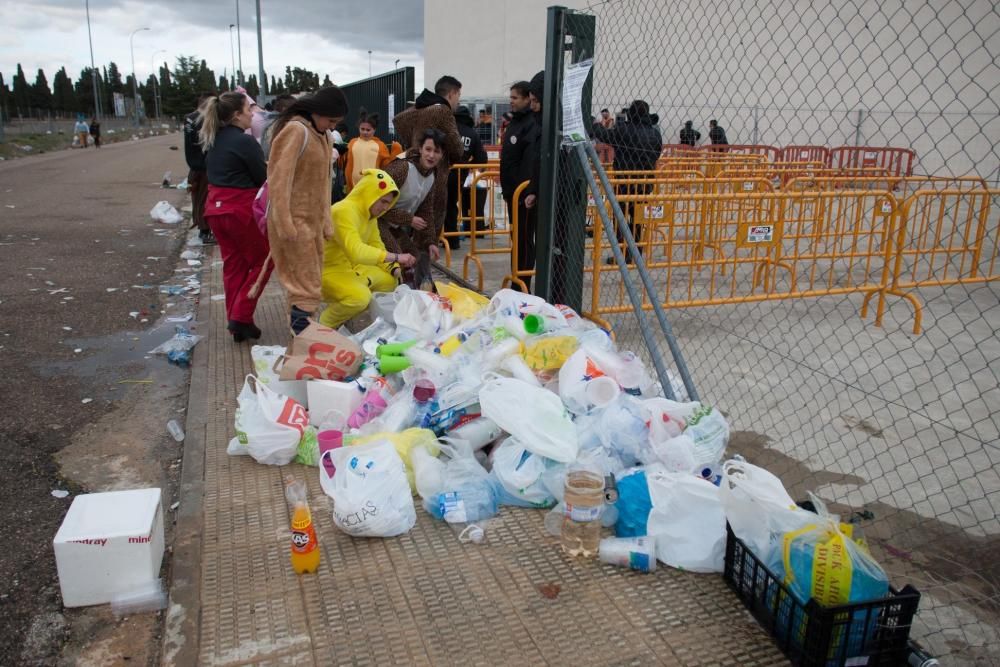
[708,119,728,145]
[265,87,347,334]
[74,116,89,148]
[185,92,216,245]
[499,80,536,280]
[199,91,270,342]
[88,117,101,148]
[679,120,701,146]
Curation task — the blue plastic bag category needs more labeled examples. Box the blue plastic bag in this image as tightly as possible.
[614,469,652,537]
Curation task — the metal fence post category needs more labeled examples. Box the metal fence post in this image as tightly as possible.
[535,6,594,309]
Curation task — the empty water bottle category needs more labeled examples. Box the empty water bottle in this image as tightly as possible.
[166,419,185,442]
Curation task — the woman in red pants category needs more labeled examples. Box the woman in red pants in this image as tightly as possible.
[199,91,271,342]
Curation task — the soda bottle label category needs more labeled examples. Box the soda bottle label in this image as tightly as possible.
[291,518,317,554]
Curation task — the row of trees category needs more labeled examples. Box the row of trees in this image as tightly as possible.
[0,58,334,121]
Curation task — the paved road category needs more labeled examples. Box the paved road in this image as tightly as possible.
[0,135,192,664]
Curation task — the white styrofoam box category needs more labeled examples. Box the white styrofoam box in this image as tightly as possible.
[53,488,165,608]
[307,378,364,426]
[251,345,309,407]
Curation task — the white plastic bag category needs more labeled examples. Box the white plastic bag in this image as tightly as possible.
[684,405,730,464]
[150,200,183,224]
[320,439,416,537]
[251,345,308,407]
[227,375,308,465]
[719,458,815,558]
[490,437,557,508]
[646,467,726,573]
[393,289,453,338]
[479,377,578,463]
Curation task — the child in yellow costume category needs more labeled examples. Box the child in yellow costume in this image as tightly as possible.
[320,169,417,328]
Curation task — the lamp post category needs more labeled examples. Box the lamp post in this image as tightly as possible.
[394,59,400,70]
[228,24,237,88]
[129,27,150,126]
[235,0,243,86]
[368,50,372,77]
[85,0,101,118]
[151,49,166,120]
[255,0,266,96]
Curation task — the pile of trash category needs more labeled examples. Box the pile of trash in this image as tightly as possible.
[226,283,890,614]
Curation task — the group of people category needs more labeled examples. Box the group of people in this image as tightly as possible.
[73,116,101,148]
[598,110,729,147]
[183,73,525,344]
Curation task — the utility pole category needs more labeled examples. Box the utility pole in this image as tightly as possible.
[151,50,166,120]
[235,0,244,86]
[255,0,266,96]
[129,27,150,126]
[85,0,101,118]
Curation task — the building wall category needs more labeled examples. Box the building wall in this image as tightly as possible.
[423,0,589,100]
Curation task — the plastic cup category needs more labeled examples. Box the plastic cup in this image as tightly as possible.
[318,430,343,478]
[598,536,657,573]
[523,313,545,335]
[377,339,418,357]
[585,376,621,408]
[412,378,436,403]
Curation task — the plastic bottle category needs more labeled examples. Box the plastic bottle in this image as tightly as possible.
[412,379,437,428]
[347,377,392,429]
[482,337,521,369]
[166,419,185,442]
[501,355,542,386]
[561,469,605,557]
[598,536,657,572]
[448,417,504,450]
[285,478,320,574]
[523,313,546,335]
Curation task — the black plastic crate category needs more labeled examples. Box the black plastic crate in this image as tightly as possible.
[723,524,921,667]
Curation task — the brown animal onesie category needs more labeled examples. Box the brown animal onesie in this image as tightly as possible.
[392,89,464,241]
[379,150,437,256]
[265,117,333,314]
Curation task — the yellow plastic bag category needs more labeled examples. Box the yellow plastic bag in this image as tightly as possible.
[347,428,439,493]
[435,282,489,320]
[522,335,579,371]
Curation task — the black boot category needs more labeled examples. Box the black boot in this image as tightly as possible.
[290,307,312,334]
[228,320,261,342]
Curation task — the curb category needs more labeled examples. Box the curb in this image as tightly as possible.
[161,244,213,666]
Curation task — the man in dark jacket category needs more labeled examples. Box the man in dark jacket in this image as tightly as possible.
[496,79,541,291]
[184,92,215,244]
[679,120,701,146]
[592,100,663,262]
[708,119,728,145]
[445,105,490,248]
[392,76,465,256]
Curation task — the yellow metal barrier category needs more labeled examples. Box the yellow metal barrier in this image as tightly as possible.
[584,189,902,331]
[863,188,999,332]
[501,181,533,292]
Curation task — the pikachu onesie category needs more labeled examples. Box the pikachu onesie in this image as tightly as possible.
[320,169,400,328]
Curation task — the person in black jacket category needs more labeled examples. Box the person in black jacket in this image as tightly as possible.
[679,120,701,146]
[708,119,728,145]
[592,100,663,263]
[499,80,539,288]
[445,105,489,248]
[184,92,216,244]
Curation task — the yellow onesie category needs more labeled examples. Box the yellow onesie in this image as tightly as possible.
[320,169,400,328]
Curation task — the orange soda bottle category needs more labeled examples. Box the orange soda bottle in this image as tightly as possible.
[285,478,320,574]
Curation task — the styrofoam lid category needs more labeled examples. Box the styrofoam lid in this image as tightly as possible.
[54,488,162,542]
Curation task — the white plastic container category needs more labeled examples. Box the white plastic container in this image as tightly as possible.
[306,379,364,426]
[598,536,657,573]
[53,488,165,607]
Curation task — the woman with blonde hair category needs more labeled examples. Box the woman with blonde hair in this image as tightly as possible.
[200,91,269,342]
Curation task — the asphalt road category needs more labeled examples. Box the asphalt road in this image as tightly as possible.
[0,134,193,664]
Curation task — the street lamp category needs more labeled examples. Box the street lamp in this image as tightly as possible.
[394,59,400,70]
[129,27,150,126]
[228,24,237,88]
[368,50,372,77]
[85,0,101,118]
[151,49,166,120]
[235,0,243,86]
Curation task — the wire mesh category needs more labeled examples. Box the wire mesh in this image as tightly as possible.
[540,1,1000,663]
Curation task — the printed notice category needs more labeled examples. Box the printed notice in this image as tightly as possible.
[561,58,594,144]
[746,224,774,243]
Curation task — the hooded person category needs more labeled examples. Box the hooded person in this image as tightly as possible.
[319,169,415,328]
[392,76,466,244]
[264,86,348,334]
[378,128,445,263]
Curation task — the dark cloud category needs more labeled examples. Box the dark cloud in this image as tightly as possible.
[37,0,423,53]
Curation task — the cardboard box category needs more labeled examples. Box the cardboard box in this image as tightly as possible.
[53,488,165,607]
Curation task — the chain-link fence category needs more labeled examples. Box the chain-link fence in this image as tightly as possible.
[535,1,999,663]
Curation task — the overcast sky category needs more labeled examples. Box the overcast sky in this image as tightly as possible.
[0,0,424,91]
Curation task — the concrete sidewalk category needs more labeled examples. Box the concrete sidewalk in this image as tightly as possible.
[163,249,787,666]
